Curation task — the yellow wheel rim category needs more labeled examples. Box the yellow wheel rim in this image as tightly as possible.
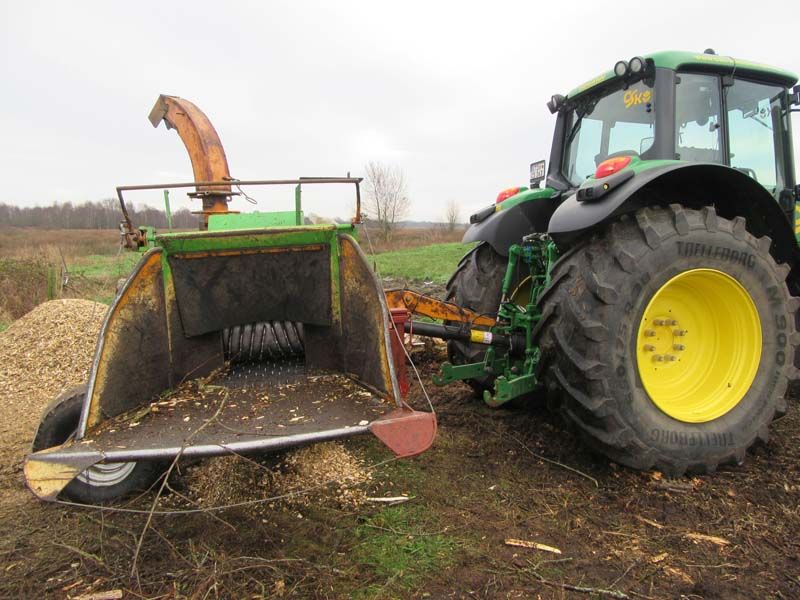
[635,269,761,423]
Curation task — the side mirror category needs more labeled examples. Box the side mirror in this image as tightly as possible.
[790,85,800,107]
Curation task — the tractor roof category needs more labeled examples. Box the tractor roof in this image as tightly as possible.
[567,50,798,100]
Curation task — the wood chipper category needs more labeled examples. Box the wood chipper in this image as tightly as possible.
[24,95,435,504]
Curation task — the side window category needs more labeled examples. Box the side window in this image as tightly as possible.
[726,79,785,194]
[675,74,722,163]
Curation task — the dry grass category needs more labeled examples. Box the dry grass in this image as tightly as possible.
[359,224,466,253]
[0,227,120,261]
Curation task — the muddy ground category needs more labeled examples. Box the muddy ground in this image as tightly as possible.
[1,343,799,598]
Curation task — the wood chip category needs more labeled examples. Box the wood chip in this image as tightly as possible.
[366,495,411,504]
[71,590,123,600]
[635,515,664,529]
[685,532,730,546]
[504,539,562,554]
[650,552,669,563]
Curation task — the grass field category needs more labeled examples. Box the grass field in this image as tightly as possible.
[372,242,473,283]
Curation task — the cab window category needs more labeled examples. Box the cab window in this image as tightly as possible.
[674,73,723,163]
[725,79,788,194]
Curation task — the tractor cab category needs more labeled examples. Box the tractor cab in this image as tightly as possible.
[546,50,799,217]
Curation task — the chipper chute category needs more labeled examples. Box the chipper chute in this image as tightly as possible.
[24,96,435,503]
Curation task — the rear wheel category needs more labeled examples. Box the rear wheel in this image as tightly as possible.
[32,385,163,503]
[536,205,798,475]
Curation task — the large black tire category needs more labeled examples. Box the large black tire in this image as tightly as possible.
[536,205,798,475]
[32,385,164,503]
[445,242,517,393]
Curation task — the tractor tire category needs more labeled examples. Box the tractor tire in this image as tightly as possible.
[445,242,509,393]
[32,385,164,504]
[536,205,798,476]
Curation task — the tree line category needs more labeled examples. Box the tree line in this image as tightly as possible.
[0,199,198,229]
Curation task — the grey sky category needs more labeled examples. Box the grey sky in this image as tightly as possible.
[2,1,799,222]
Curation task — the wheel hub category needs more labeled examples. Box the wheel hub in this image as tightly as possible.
[636,268,761,423]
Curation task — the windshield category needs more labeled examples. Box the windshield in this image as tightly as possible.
[563,81,656,186]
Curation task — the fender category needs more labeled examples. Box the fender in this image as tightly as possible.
[462,189,560,256]
[548,162,799,265]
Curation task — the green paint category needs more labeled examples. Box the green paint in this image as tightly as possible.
[156,224,353,254]
[163,190,173,230]
[496,187,557,211]
[567,50,798,100]
[295,185,302,226]
[207,211,305,230]
[433,236,559,407]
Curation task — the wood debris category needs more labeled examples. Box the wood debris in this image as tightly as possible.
[505,538,562,554]
[685,532,730,546]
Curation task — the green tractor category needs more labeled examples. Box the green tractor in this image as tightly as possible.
[441,49,800,475]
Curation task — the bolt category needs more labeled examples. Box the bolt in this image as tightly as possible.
[652,354,664,362]
[667,319,678,326]
[644,329,656,337]
[643,344,656,352]
[665,354,677,361]
[653,319,666,326]
[673,344,685,351]
[674,329,687,336]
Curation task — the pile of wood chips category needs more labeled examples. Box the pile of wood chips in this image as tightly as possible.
[0,299,107,476]
[185,442,372,512]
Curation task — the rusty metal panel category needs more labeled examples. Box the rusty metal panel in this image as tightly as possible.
[80,250,172,431]
[333,234,398,401]
[167,245,333,337]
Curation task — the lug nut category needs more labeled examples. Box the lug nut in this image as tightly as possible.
[673,344,685,351]
[652,354,664,362]
[667,319,678,326]
[674,329,687,336]
[644,329,656,337]
[653,319,666,326]
[665,354,677,361]
[643,344,655,352]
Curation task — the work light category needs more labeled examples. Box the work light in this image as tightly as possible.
[629,56,645,74]
[614,60,629,77]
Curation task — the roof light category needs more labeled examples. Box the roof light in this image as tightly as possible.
[614,60,629,77]
[595,156,632,179]
[629,56,645,74]
[547,94,565,114]
[496,186,524,204]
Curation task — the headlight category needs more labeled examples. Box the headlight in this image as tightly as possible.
[614,60,629,77]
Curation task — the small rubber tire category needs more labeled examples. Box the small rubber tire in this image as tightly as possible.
[536,205,798,476]
[32,385,163,504]
[444,242,520,394]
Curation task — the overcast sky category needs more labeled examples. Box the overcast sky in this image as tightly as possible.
[2,1,799,222]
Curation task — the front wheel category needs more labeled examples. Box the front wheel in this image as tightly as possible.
[31,385,164,503]
[537,205,798,475]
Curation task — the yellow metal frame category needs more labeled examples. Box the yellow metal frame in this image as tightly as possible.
[636,269,762,423]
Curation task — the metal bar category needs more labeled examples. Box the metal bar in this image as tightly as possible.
[116,177,363,193]
[35,425,371,465]
[163,189,173,230]
[295,184,302,225]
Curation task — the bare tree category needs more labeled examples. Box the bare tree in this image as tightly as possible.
[363,162,410,239]
[445,199,460,232]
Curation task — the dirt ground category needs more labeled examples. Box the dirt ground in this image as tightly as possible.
[1,310,799,598]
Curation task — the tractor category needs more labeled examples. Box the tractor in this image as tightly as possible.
[25,49,800,505]
[432,49,800,475]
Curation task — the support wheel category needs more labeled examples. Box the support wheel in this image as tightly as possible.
[32,385,164,503]
[536,205,798,475]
